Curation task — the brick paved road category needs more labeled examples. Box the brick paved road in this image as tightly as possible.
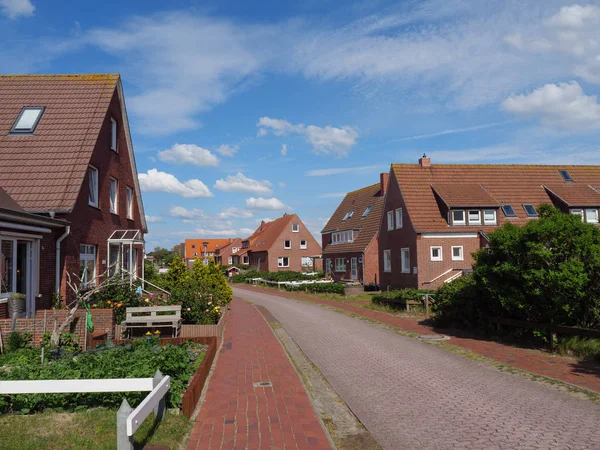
[234,287,600,450]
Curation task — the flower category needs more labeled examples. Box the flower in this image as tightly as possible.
[205,309,209,312]
[144,298,149,303]
[107,300,111,304]
[187,307,191,311]
[117,302,123,307]
[208,301,212,305]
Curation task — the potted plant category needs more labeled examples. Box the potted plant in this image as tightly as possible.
[8,292,26,318]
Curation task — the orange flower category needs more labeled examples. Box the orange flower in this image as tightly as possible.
[107,300,112,304]
[117,302,123,307]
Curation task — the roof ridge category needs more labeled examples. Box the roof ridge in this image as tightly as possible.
[393,163,600,168]
[346,183,380,196]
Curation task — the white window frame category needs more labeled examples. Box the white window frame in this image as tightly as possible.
[0,238,17,295]
[335,257,346,272]
[88,165,99,208]
[301,256,313,267]
[243,255,249,265]
[110,117,118,151]
[468,210,481,225]
[387,211,394,231]
[325,258,332,275]
[401,248,410,273]
[11,107,45,134]
[483,209,496,225]
[228,257,233,265]
[383,249,391,273]
[452,210,465,225]
[451,246,464,261]
[585,208,598,224]
[278,256,290,268]
[571,209,584,221]
[362,206,372,217]
[126,186,133,219]
[300,240,307,249]
[430,246,443,261]
[292,223,299,232]
[284,240,291,249]
[395,208,403,229]
[109,178,118,214]
[79,244,97,288]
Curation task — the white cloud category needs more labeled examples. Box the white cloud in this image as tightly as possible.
[278,181,286,188]
[216,144,239,157]
[214,172,273,195]
[195,228,237,236]
[246,197,290,210]
[158,144,219,167]
[305,164,381,176]
[256,217,275,223]
[281,143,288,156]
[0,0,35,19]
[239,227,255,236]
[138,169,214,198]
[387,122,507,143]
[546,5,600,29]
[170,206,207,220]
[257,117,359,157]
[502,81,600,130]
[217,207,253,219]
[145,215,162,223]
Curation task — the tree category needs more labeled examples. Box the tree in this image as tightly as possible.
[191,259,233,305]
[163,255,189,290]
[149,247,177,267]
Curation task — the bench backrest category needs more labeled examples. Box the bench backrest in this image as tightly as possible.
[125,305,181,320]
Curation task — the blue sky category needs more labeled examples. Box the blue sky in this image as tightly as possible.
[2,0,600,250]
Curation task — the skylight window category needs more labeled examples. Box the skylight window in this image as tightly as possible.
[342,210,354,221]
[559,170,573,182]
[362,206,372,217]
[11,107,45,133]
[501,205,517,217]
[523,204,538,217]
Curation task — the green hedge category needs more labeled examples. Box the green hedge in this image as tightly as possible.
[283,283,344,295]
[372,288,432,306]
[231,270,323,284]
[0,340,205,414]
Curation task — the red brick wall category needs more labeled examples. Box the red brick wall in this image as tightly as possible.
[378,169,419,290]
[0,308,115,346]
[54,89,145,302]
[266,217,321,272]
[249,251,269,272]
[363,237,380,285]
[323,251,363,281]
[0,302,7,319]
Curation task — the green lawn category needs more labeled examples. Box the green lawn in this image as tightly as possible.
[0,407,192,450]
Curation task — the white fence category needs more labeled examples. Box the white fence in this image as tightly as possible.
[0,370,170,450]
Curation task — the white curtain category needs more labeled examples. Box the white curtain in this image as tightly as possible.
[88,168,97,205]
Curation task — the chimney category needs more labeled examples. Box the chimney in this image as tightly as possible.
[379,172,389,196]
[419,153,431,168]
[260,220,265,231]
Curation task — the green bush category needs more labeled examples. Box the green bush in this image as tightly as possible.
[306,283,345,295]
[430,276,487,329]
[170,281,222,325]
[230,270,266,284]
[6,331,33,352]
[0,340,205,414]
[90,283,144,323]
[191,260,232,305]
[372,288,431,306]
[556,336,600,361]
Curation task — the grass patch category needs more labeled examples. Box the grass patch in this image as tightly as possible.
[362,302,427,317]
[556,336,600,361]
[0,407,191,450]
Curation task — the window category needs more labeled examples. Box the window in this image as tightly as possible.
[395,208,403,229]
[331,231,354,244]
[126,187,133,219]
[523,204,538,217]
[292,223,299,232]
[325,258,332,275]
[243,256,249,264]
[383,250,391,273]
[278,257,290,268]
[387,211,394,230]
[401,248,410,273]
[300,240,307,249]
[468,210,481,225]
[559,170,572,182]
[284,240,291,249]
[585,208,598,223]
[452,246,464,261]
[111,117,118,151]
[430,246,442,261]
[79,245,97,288]
[11,107,45,133]
[228,257,233,265]
[88,166,99,208]
[501,205,517,217]
[335,258,346,272]
[452,210,465,225]
[301,256,313,267]
[191,244,196,249]
[193,252,198,256]
[342,211,354,221]
[110,178,118,214]
[483,209,497,225]
[1,239,15,294]
[362,206,372,217]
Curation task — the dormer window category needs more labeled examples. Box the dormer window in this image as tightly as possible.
[483,210,497,225]
[342,211,354,221]
[501,205,517,217]
[468,210,481,225]
[452,210,465,225]
[523,204,538,217]
[110,117,118,151]
[11,107,45,134]
[559,170,572,182]
[362,206,372,217]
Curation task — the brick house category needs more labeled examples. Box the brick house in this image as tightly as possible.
[184,238,232,267]
[243,214,321,272]
[0,74,147,316]
[214,238,245,266]
[321,175,386,284]
[379,155,600,290]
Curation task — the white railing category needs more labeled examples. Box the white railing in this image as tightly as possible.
[0,370,170,450]
[423,268,455,285]
[444,271,463,283]
[120,267,171,297]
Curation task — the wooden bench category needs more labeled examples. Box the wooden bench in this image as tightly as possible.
[121,306,182,338]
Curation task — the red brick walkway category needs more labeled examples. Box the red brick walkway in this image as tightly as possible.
[187,297,332,450]
[236,285,600,393]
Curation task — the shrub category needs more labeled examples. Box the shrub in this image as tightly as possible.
[0,340,205,413]
[372,288,431,306]
[191,260,232,305]
[307,283,345,295]
[230,270,266,284]
[430,276,488,329]
[556,336,600,361]
[90,283,145,324]
[6,331,33,352]
[170,280,222,325]
[364,283,379,292]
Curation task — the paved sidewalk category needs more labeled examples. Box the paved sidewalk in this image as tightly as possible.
[187,297,332,450]
[236,285,600,393]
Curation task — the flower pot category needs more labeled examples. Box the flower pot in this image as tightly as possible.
[8,293,26,318]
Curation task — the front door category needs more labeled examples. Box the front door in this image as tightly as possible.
[351,257,358,280]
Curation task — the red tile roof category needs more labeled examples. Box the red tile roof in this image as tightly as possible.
[0,74,120,212]
[431,184,498,207]
[322,183,385,254]
[245,215,296,251]
[186,239,233,257]
[0,187,23,211]
[543,184,600,207]
[392,164,600,232]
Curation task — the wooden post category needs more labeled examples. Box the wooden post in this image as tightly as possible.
[153,370,166,421]
[116,399,134,450]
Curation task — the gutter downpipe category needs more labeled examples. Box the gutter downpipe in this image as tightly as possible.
[55,225,71,295]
